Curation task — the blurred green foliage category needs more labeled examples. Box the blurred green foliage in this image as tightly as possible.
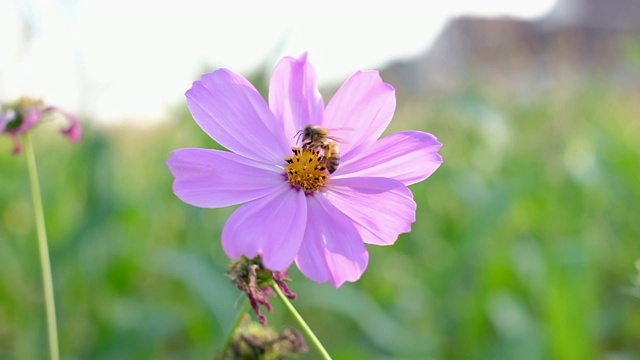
[1,80,639,360]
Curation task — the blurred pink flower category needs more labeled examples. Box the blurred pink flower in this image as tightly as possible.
[167,54,442,287]
[1,97,81,154]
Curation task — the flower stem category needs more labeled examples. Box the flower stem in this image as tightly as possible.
[218,298,250,359]
[272,284,332,360]
[24,133,59,360]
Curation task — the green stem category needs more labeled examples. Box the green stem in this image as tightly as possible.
[218,298,250,359]
[24,133,59,360]
[272,284,332,360]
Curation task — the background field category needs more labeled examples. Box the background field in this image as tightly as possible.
[1,69,640,359]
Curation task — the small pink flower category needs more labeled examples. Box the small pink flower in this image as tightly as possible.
[167,53,442,287]
[1,97,81,154]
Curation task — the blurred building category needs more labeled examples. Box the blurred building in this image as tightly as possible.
[382,0,640,98]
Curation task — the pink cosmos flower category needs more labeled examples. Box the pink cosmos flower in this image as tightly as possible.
[167,53,442,287]
[1,97,81,154]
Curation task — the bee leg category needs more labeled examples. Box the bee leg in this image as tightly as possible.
[322,145,333,159]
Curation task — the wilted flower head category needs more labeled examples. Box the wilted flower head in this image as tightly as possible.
[168,53,442,287]
[0,97,81,154]
[217,315,307,360]
[228,256,296,325]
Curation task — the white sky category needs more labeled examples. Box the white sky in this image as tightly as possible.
[0,0,556,123]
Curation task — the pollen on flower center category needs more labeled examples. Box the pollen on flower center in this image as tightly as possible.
[284,147,329,193]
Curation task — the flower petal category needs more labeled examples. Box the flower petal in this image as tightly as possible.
[16,107,41,133]
[0,110,14,133]
[49,107,82,143]
[336,131,443,185]
[61,119,82,143]
[325,177,416,246]
[167,148,285,208]
[186,69,290,164]
[10,133,22,154]
[221,186,306,271]
[295,195,369,287]
[269,53,324,142]
[323,70,395,155]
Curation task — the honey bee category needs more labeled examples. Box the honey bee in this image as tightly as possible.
[296,125,342,174]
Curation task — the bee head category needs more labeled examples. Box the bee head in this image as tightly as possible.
[303,125,315,139]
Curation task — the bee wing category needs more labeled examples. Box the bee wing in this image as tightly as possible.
[329,135,351,144]
[326,127,354,144]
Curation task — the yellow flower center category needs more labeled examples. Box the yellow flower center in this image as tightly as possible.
[284,147,329,193]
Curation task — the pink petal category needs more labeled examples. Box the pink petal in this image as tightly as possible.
[16,107,41,133]
[0,110,13,132]
[268,53,324,142]
[336,131,443,185]
[61,119,82,143]
[295,195,369,287]
[186,69,291,164]
[10,133,23,155]
[323,71,395,156]
[167,148,285,208]
[221,186,307,271]
[325,177,416,246]
[50,108,82,143]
